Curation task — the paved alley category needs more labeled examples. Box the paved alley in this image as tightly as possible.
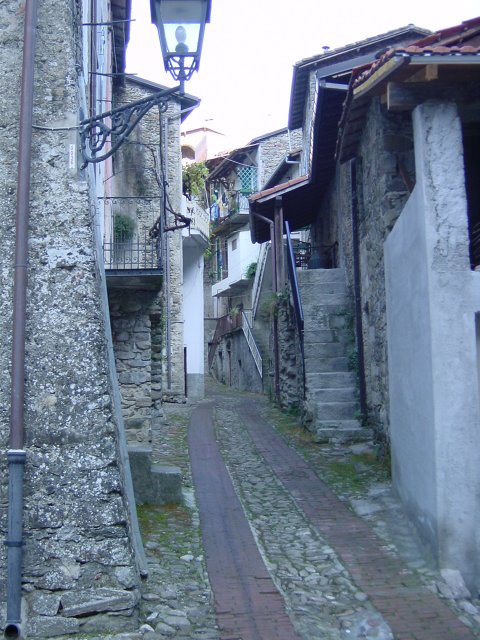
[185,384,480,640]
[101,381,480,640]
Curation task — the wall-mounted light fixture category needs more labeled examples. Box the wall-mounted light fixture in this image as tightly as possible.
[80,0,211,166]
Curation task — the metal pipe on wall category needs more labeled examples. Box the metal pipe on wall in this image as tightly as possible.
[5,0,38,636]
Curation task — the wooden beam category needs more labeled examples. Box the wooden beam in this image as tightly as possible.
[387,81,480,111]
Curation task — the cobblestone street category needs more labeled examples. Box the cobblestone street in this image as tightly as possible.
[82,379,480,640]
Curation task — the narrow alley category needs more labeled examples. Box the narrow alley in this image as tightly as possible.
[129,379,480,640]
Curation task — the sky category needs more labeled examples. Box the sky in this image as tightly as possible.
[126,1,479,150]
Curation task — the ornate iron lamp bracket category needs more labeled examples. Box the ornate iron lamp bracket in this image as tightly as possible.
[79,85,180,167]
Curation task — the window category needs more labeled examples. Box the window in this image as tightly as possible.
[238,166,258,193]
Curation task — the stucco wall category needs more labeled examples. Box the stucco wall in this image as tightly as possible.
[183,244,205,399]
[385,100,480,590]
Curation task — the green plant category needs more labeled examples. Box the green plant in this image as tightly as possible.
[244,262,257,279]
[229,305,242,319]
[260,292,280,319]
[182,161,209,201]
[113,213,135,240]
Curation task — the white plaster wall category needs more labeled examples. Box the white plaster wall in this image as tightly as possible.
[385,100,480,590]
[385,187,438,547]
[183,245,205,399]
[212,230,260,297]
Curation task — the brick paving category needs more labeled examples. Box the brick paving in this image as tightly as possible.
[237,396,476,640]
[188,401,301,640]
[79,383,480,639]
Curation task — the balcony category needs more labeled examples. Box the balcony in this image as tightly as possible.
[103,231,163,290]
[183,199,210,248]
[210,190,252,235]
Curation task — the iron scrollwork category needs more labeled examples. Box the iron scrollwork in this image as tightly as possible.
[79,85,180,167]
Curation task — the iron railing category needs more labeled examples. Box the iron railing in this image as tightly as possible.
[242,311,262,377]
[103,232,161,270]
[292,241,338,269]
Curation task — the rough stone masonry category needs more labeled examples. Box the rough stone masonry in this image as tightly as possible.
[0,0,142,636]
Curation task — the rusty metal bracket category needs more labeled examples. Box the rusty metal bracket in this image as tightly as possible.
[79,85,180,167]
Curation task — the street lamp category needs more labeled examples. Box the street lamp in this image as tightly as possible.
[79,0,211,166]
[151,0,211,90]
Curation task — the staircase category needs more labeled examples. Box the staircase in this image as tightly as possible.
[298,268,370,443]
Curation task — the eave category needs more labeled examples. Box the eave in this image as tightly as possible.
[338,51,480,162]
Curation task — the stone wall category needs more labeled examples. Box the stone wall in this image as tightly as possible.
[353,100,414,441]
[163,101,185,400]
[277,298,304,410]
[258,128,302,185]
[210,329,262,393]
[0,0,142,636]
[309,98,414,442]
[109,291,163,444]
[114,80,185,402]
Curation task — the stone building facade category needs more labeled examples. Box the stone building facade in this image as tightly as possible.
[0,0,156,636]
[312,99,415,441]
[107,78,196,446]
[206,128,302,397]
[250,18,480,591]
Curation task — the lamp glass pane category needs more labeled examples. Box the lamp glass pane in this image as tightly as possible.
[161,0,204,24]
[164,23,201,54]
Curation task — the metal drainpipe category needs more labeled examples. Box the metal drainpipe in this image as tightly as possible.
[5,0,38,637]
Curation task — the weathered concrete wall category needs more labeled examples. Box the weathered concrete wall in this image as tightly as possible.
[210,329,262,393]
[385,101,480,591]
[0,1,142,636]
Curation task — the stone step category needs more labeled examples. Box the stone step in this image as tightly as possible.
[128,446,183,505]
[303,342,347,358]
[310,387,357,403]
[297,268,345,284]
[303,329,336,343]
[304,355,350,373]
[314,401,358,420]
[312,421,373,444]
[302,293,349,310]
[306,371,357,388]
[299,282,347,297]
[304,311,352,332]
[303,328,352,346]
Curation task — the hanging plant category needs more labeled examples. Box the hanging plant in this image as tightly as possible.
[245,262,257,279]
[114,214,135,241]
[182,161,209,202]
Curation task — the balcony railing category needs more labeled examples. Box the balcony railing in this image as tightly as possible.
[292,241,338,269]
[103,232,161,271]
[210,190,253,222]
[185,199,210,239]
